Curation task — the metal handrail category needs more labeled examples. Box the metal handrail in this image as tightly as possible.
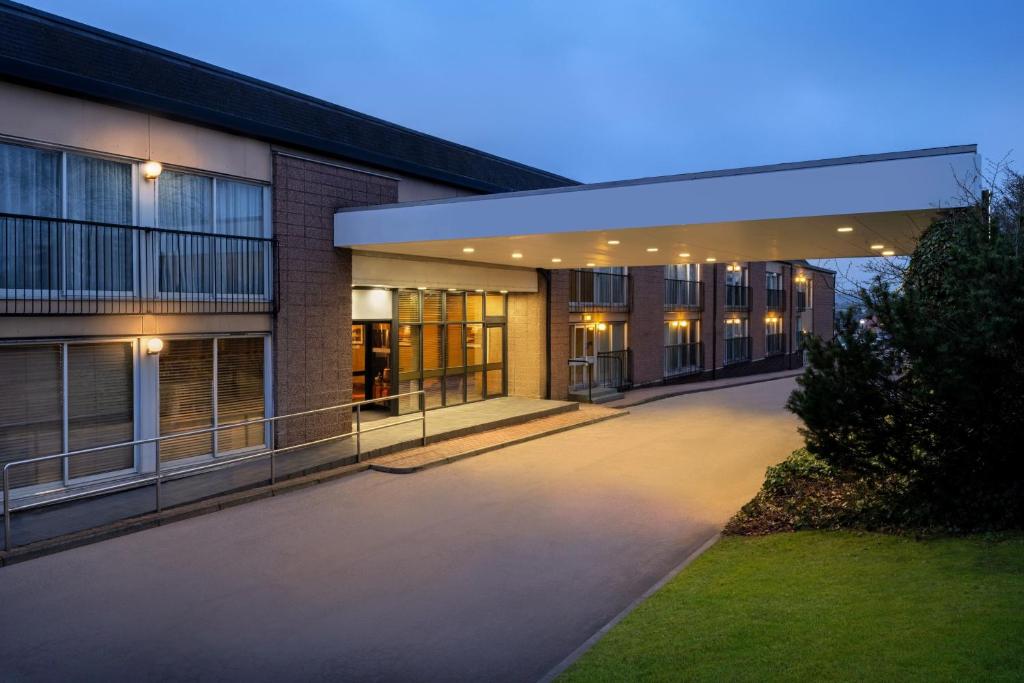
[568,358,593,403]
[3,390,426,550]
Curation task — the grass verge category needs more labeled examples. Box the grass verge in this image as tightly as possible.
[560,531,1024,682]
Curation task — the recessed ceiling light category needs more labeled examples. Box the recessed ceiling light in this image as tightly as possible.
[678,252,690,258]
[462,247,475,253]
[646,247,659,253]
[511,252,523,259]
[607,240,620,245]
[474,289,484,293]
[417,286,427,290]
[881,250,895,256]
[706,257,717,262]
[586,262,596,267]
[499,290,508,294]
[837,227,854,233]
[551,257,562,263]
[870,244,885,250]
[448,288,458,292]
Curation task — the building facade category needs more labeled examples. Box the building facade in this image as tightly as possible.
[2,1,963,507]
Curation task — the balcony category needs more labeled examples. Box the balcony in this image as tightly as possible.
[664,342,702,378]
[725,284,750,310]
[765,287,786,311]
[0,213,274,315]
[765,332,786,356]
[664,278,703,311]
[724,336,752,364]
[569,269,630,313]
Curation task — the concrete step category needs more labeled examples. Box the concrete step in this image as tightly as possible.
[568,387,626,404]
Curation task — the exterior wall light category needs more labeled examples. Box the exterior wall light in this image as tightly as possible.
[596,322,608,331]
[669,320,679,328]
[583,314,592,322]
[765,316,779,322]
[726,318,741,324]
[680,320,688,327]
[142,160,163,180]
[146,337,164,355]
[794,275,807,283]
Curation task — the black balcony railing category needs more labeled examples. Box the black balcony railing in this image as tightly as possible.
[724,336,752,364]
[664,342,702,378]
[725,284,750,310]
[796,290,809,311]
[0,213,275,315]
[765,332,786,356]
[569,269,630,313]
[766,287,786,311]
[664,278,703,311]
[595,349,632,391]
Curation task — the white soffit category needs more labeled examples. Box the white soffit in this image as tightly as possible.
[335,146,978,268]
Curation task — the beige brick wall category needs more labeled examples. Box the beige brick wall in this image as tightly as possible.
[506,274,547,399]
[272,153,399,448]
[548,270,571,400]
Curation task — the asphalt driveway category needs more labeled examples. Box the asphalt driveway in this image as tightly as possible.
[0,378,802,682]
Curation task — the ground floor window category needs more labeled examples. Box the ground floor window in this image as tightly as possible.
[390,288,506,413]
[159,335,266,463]
[724,318,751,364]
[0,341,134,489]
[664,319,701,376]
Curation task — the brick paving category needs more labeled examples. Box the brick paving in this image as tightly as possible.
[369,404,626,473]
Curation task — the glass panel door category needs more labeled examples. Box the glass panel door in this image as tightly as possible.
[485,326,505,398]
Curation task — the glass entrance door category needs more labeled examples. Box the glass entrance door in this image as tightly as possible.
[352,322,392,411]
[570,324,596,390]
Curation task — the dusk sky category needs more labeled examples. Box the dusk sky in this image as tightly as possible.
[27,0,1024,289]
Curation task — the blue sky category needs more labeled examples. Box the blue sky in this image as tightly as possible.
[26,0,1024,288]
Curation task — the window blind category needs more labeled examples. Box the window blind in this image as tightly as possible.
[216,337,265,453]
[159,339,213,462]
[0,345,63,488]
[67,342,134,478]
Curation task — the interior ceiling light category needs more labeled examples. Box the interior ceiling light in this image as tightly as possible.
[607,240,620,245]
[837,226,854,233]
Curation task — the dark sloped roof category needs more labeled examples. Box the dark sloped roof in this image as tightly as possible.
[0,1,577,193]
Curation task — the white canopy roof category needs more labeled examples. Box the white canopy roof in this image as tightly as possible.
[335,145,978,268]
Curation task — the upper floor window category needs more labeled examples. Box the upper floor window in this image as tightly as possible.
[157,170,265,236]
[766,271,782,291]
[665,263,699,281]
[0,141,132,223]
[795,275,813,309]
[725,264,747,286]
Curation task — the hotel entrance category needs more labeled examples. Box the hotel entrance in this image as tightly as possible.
[352,287,508,415]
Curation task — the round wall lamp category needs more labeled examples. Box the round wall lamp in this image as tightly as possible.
[142,160,163,180]
[146,337,164,355]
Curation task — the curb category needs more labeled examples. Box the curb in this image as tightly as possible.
[369,409,628,474]
[537,532,722,683]
[611,372,802,408]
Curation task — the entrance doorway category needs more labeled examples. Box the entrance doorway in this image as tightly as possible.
[570,322,627,390]
[352,322,392,413]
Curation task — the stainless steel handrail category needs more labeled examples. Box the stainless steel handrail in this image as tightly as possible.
[3,390,426,551]
[568,358,593,403]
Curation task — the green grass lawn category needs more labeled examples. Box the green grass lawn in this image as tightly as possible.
[561,532,1024,682]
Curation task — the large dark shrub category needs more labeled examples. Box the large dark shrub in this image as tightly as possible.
[787,172,1024,530]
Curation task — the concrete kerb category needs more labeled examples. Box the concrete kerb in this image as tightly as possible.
[538,532,722,682]
[612,371,803,409]
[370,408,629,474]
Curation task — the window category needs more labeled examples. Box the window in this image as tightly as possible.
[395,289,506,412]
[0,141,134,293]
[765,317,784,355]
[664,320,700,377]
[795,275,813,310]
[724,318,750,364]
[159,336,266,463]
[156,170,268,297]
[0,341,134,490]
[665,264,699,281]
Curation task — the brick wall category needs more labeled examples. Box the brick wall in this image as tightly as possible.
[629,266,665,386]
[748,262,767,360]
[548,270,570,400]
[272,153,398,447]
[506,274,547,399]
[811,270,836,339]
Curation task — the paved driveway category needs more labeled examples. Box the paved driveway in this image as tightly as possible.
[0,378,802,682]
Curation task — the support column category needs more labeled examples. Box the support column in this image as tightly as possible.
[628,266,665,387]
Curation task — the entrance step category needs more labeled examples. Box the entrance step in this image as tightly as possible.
[568,387,626,404]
